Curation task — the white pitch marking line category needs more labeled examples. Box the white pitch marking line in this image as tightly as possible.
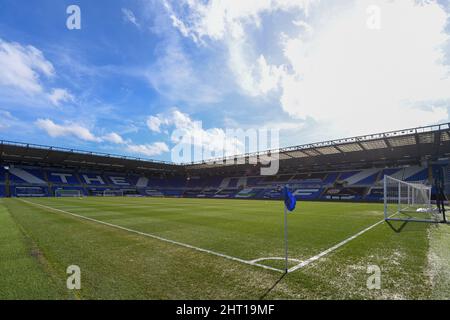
[18,199,284,273]
[288,217,387,273]
[250,257,302,264]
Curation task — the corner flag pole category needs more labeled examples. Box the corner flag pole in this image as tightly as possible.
[282,185,296,273]
[284,204,288,273]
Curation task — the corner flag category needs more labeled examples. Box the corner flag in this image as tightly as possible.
[283,186,296,212]
[282,185,296,273]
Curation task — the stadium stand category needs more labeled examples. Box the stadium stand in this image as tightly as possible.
[47,169,80,185]
[1,123,450,201]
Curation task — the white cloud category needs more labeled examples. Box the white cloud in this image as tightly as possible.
[229,53,285,96]
[122,8,140,27]
[48,88,74,106]
[36,119,128,145]
[277,0,450,135]
[0,38,54,94]
[166,0,450,137]
[146,109,244,160]
[146,115,166,133]
[127,142,169,157]
[0,110,16,130]
[102,132,126,144]
[0,38,76,108]
[164,0,315,97]
[35,118,167,157]
[35,119,102,142]
[165,0,315,41]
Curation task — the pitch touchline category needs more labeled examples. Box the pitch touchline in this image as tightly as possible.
[18,199,284,273]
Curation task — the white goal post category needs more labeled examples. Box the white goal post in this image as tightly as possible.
[55,189,82,198]
[103,189,124,197]
[383,175,443,223]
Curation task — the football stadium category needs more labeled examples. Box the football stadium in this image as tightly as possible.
[1,123,450,300]
[2,0,450,307]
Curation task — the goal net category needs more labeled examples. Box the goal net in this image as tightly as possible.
[384,175,442,223]
[55,189,82,198]
[103,189,124,197]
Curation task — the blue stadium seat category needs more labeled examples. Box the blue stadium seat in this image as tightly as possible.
[8,167,46,185]
[47,170,80,185]
[323,172,339,184]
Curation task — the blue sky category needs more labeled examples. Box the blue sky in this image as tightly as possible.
[1,0,450,162]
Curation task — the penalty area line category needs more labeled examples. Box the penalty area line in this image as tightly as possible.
[17,199,284,274]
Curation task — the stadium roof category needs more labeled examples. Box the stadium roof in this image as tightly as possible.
[2,123,450,174]
[186,123,450,172]
[0,140,180,173]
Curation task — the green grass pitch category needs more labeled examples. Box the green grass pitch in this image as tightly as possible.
[0,197,449,299]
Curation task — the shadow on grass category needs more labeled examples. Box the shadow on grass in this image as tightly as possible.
[386,220,409,233]
[259,272,287,300]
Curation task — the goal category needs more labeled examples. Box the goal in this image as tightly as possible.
[383,175,442,223]
[103,189,124,197]
[55,189,82,198]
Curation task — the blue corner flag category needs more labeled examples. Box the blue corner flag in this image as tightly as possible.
[283,186,296,212]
